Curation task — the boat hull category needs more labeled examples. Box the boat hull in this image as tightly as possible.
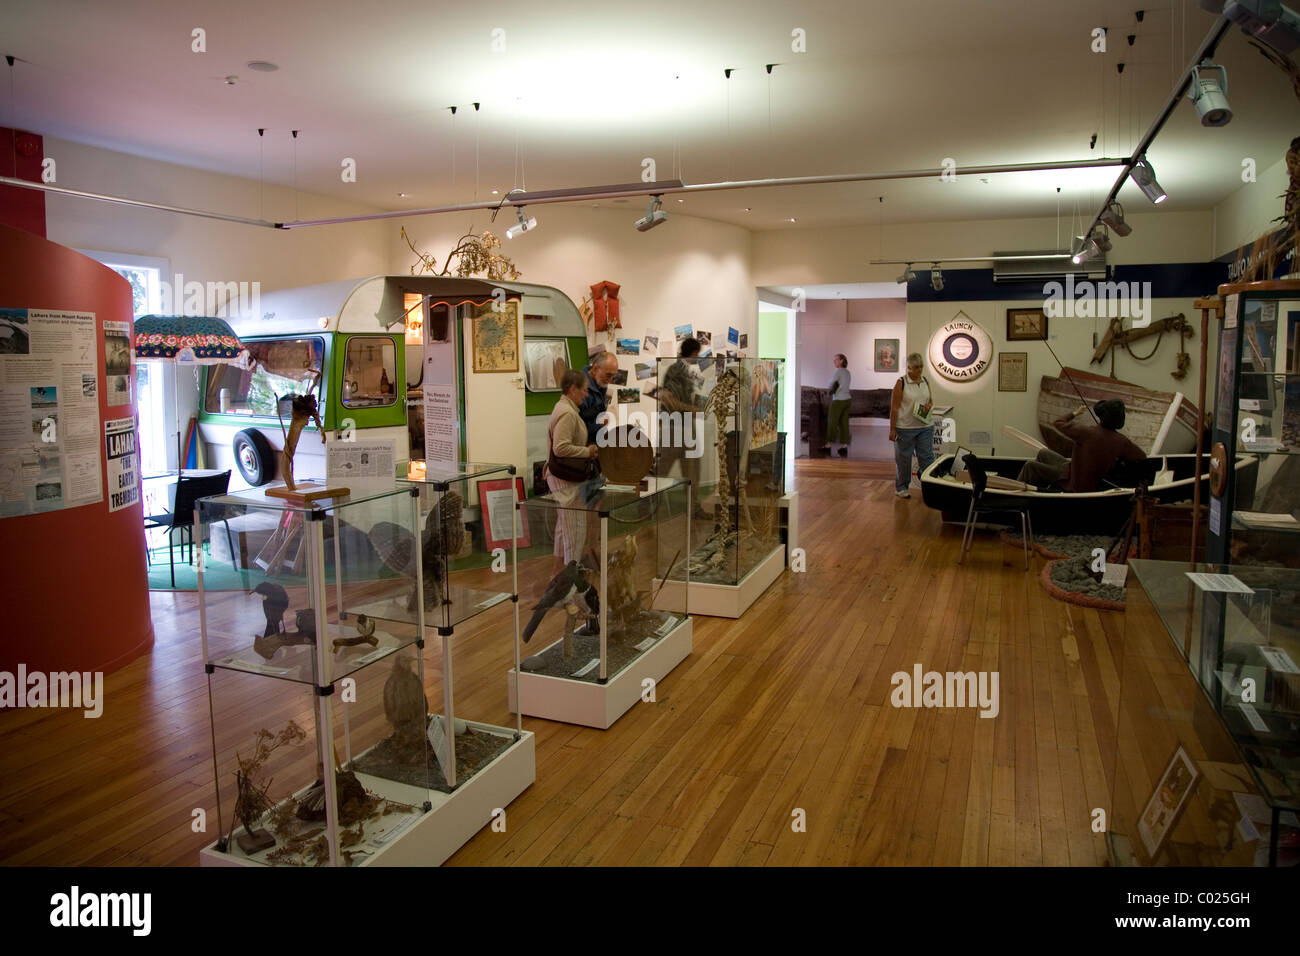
[920,452,1257,536]
[1039,368,1200,457]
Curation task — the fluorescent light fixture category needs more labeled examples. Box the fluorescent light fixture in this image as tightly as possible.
[1187,60,1232,126]
[1099,201,1131,236]
[896,262,916,283]
[1129,157,1167,204]
[506,206,537,239]
[930,263,944,292]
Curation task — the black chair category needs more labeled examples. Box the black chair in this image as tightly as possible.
[957,453,1034,570]
[143,471,234,587]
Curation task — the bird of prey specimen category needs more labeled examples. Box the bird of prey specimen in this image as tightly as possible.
[522,561,599,643]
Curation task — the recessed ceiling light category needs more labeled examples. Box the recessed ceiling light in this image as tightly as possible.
[247,61,279,72]
[744,207,751,212]
[491,189,499,195]
[789,217,797,223]
[397,192,408,198]
[223,75,238,85]
[676,199,684,203]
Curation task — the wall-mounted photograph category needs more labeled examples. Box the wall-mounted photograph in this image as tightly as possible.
[1007,308,1048,341]
[874,338,899,372]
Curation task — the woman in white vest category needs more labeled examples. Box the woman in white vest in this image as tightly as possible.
[889,352,934,498]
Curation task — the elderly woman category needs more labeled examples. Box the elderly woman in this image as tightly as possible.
[545,369,600,570]
[889,353,934,499]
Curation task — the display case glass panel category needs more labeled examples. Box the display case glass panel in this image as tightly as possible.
[653,355,785,586]
[517,476,689,683]
[1208,286,1300,568]
[197,486,424,686]
[1110,559,1300,867]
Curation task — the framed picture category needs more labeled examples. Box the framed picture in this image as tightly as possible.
[470,300,520,373]
[1137,745,1200,863]
[874,338,899,372]
[998,352,1027,392]
[478,476,531,550]
[1007,308,1048,341]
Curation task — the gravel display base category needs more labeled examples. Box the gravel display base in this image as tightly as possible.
[1040,556,1127,611]
[1000,531,1117,561]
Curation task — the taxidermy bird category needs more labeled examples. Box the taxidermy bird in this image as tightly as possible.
[250,582,289,637]
[383,655,428,762]
[522,561,599,643]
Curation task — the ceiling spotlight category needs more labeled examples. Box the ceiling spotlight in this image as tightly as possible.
[789,217,797,223]
[1129,157,1167,204]
[506,206,537,239]
[1093,227,1113,254]
[896,262,916,284]
[1187,60,1232,126]
[1099,200,1132,236]
[1072,235,1101,265]
[223,75,238,85]
[930,263,944,292]
[635,195,668,232]
[397,192,408,198]
[1204,0,1300,57]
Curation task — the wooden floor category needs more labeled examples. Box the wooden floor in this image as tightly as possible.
[0,460,1125,866]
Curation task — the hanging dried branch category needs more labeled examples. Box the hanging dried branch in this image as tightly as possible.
[1241,40,1300,282]
[402,226,522,280]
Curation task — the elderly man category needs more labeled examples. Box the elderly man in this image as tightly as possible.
[579,351,620,447]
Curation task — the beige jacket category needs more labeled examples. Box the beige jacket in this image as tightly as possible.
[546,396,593,472]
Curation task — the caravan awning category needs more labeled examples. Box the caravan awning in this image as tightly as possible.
[412,279,523,310]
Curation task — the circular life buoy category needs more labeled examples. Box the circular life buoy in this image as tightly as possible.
[233,429,276,486]
[928,318,992,381]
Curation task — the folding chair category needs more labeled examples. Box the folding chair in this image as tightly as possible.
[143,471,233,587]
[957,453,1034,570]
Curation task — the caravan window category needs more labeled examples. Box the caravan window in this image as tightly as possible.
[205,337,325,418]
[341,336,398,408]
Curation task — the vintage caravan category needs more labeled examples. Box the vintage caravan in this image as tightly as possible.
[198,275,588,488]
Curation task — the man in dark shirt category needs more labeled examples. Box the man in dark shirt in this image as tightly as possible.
[579,351,619,446]
[1017,399,1146,491]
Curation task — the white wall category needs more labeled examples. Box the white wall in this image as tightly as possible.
[1212,155,1290,259]
[906,294,1215,456]
[800,298,907,392]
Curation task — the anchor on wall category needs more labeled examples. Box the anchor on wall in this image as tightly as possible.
[1090,313,1194,381]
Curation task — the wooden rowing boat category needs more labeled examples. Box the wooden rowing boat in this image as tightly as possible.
[920,451,1258,535]
[1038,367,1201,456]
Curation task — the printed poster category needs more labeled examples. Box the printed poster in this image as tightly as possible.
[423,384,457,469]
[0,309,103,517]
[103,320,131,406]
[105,417,140,513]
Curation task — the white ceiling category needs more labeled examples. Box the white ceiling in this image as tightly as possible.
[4,0,1299,231]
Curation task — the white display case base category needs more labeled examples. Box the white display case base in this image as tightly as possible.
[654,543,785,618]
[507,617,693,729]
[199,724,535,867]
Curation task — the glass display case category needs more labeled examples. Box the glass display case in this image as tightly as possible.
[197,486,429,866]
[1109,559,1300,867]
[652,355,789,616]
[510,475,692,728]
[1207,281,1300,568]
[197,480,535,867]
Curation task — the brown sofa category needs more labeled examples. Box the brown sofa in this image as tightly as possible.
[801,386,892,446]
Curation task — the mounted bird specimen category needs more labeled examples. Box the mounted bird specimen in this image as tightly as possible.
[383,655,429,764]
[522,560,599,643]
